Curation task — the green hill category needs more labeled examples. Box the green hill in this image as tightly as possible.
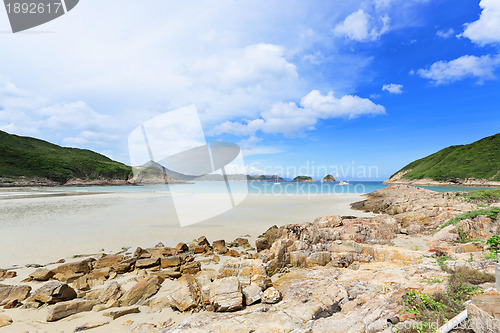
[0,130,132,184]
[291,176,315,182]
[386,133,500,184]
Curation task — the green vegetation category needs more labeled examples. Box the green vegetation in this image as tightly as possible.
[456,188,500,205]
[399,266,492,333]
[486,235,500,258]
[390,133,500,182]
[437,207,500,231]
[291,176,315,182]
[0,130,132,184]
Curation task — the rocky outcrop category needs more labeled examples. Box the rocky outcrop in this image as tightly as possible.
[27,281,76,305]
[120,276,162,306]
[0,284,31,306]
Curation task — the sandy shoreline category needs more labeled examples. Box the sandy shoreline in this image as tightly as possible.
[0,189,373,268]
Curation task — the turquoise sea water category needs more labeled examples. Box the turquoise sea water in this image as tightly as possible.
[44,181,493,195]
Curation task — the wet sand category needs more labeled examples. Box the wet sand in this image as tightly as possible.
[0,189,374,268]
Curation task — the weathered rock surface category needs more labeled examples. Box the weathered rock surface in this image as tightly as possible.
[120,276,162,306]
[167,275,199,312]
[209,277,243,312]
[103,306,140,320]
[29,268,55,281]
[47,299,99,321]
[27,281,76,304]
[0,284,31,306]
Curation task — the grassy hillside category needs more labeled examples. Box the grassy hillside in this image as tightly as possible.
[390,133,500,182]
[0,130,132,184]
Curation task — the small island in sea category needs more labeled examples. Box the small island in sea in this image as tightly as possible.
[291,175,315,182]
[321,174,338,182]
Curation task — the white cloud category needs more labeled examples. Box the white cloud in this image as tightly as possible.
[436,28,455,38]
[382,83,404,94]
[333,9,390,42]
[416,54,500,85]
[63,131,119,146]
[36,101,115,130]
[461,0,500,46]
[189,43,297,91]
[213,90,385,137]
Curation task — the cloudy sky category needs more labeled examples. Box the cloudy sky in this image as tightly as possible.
[0,0,499,179]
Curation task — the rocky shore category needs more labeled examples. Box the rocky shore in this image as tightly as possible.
[0,185,499,332]
[384,171,500,187]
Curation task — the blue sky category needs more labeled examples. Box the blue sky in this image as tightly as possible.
[0,0,499,180]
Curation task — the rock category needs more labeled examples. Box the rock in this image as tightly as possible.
[314,215,343,228]
[468,294,500,333]
[225,249,240,257]
[103,306,140,320]
[305,251,332,267]
[52,259,92,275]
[168,275,199,312]
[427,224,459,250]
[98,282,124,304]
[161,256,182,268]
[136,258,160,269]
[176,243,189,253]
[93,254,125,270]
[214,246,228,255]
[120,276,161,306]
[456,242,484,253]
[212,240,226,249]
[115,258,137,274]
[255,237,270,252]
[0,314,12,328]
[242,283,262,305]
[0,270,16,279]
[3,299,22,309]
[151,270,182,280]
[134,247,151,258]
[0,284,31,306]
[30,268,55,281]
[262,287,281,304]
[231,238,250,248]
[181,261,201,275]
[151,247,177,258]
[198,236,210,246]
[362,245,423,265]
[28,281,76,304]
[53,272,85,283]
[47,299,99,321]
[209,276,243,312]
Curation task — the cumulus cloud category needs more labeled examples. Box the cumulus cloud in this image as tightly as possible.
[189,43,297,91]
[416,54,500,85]
[212,90,385,137]
[333,9,390,42]
[63,131,120,146]
[461,0,500,46]
[436,28,455,38]
[382,83,404,94]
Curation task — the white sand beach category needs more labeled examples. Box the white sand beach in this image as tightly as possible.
[0,188,374,268]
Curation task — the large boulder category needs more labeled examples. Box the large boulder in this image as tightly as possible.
[98,282,124,305]
[46,299,98,321]
[209,277,243,312]
[0,284,31,306]
[29,268,55,281]
[168,275,199,312]
[27,281,76,304]
[120,276,162,306]
[427,225,458,250]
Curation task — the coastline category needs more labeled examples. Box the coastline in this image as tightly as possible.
[0,189,373,268]
[383,178,500,187]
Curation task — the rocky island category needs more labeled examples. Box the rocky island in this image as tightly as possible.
[1,185,499,332]
[321,174,338,182]
[291,176,315,182]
